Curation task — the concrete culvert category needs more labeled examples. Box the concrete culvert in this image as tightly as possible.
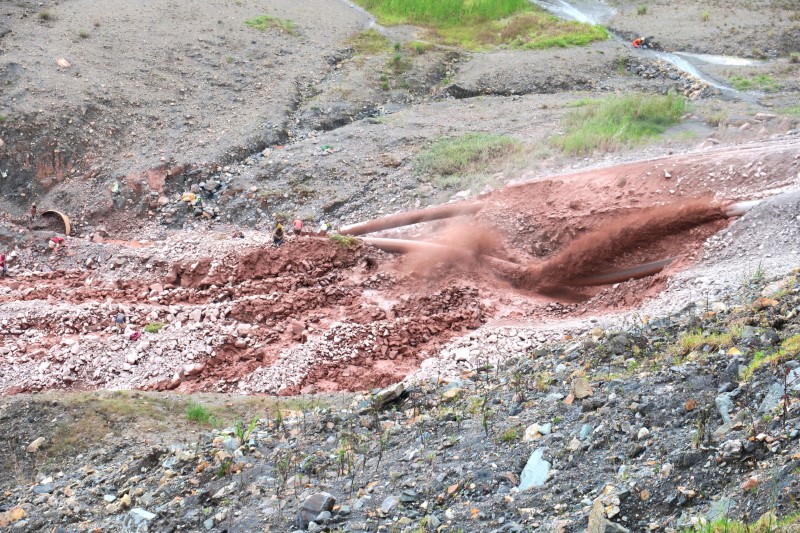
[41,210,71,235]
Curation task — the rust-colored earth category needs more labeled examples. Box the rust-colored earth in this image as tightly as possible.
[1,139,799,395]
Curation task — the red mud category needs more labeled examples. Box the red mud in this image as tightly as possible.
[5,139,798,396]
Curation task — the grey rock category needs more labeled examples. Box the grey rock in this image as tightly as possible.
[707,497,735,522]
[297,492,336,529]
[380,495,399,514]
[129,508,157,524]
[519,448,550,490]
[669,450,704,468]
[758,382,784,413]
[788,368,800,391]
[399,489,417,503]
[715,393,735,422]
[426,515,441,529]
[606,334,631,355]
[579,424,593,440]
[204,517,215,530]
[720,439,743,460]
[315,510,332,523]
[33,483,55,494]
[375,382,405,408]
[740,326,759,340]
[606,522,630,533]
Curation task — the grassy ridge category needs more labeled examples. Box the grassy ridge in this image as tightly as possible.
[554,93,686,155]
[354,0,531,26]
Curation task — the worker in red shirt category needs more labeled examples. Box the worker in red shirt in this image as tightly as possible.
[632,36,644,48]
[0,253,6,277]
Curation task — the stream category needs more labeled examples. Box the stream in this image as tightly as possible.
[531,0,765,100]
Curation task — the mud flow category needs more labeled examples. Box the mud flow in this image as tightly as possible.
[2,141,797,396]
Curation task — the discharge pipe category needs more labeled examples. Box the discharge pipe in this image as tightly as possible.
[339,202,483,236]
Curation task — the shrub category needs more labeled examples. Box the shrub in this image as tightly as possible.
[78,29,90,39]
[637,5,648,15]
[39,10,52,20]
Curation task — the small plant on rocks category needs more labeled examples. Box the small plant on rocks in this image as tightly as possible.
[144,322,165,333]
[234,415,259,447]
[330,234,358,249]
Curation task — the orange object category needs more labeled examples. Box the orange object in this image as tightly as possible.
[632,37,643,48]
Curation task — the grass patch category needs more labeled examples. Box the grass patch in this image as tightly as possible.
[500,428,520,442]
[330,234,359,249]
[740,334,800,381]
[143,322,165,334]
[353,0,604,49]
[78,29,90,39]
[782,105,800,116]
[348,29,391,55]
[553,93,686,155]
[186,401,222,427]
[499,13,607,49]
[683,511,800,532]
[353,0,531,26]
[637,5,648,15]
[245,15,299,35]
[38,10,52,20]
[729,74,782,92]
[675,329,734,355]
[416,133,522,180]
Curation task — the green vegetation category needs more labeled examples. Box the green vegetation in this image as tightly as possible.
[675,329,734,355]
[790,52,799,64]
[348,29,391,55]
[352,0,605,49]
[496,13,608,49]
[245,15,299,35]
[186,401,213,424]
[740,334,800,381]
[729,75,782,92]
[701,10,710,22]
[637,5,648,15]
[682,511,800,532]
[78,29,90,39]
[353,0,531,26]
[553,93,686,155]
[499,428,520,442]
[38,10,52,20]
[409,40,433,54]
[143,322,165,334]
[415,133,522,189]
[783,105,800,116]
[330,234,359,249]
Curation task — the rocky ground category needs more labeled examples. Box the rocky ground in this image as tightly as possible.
[2,0,800,531]
[2,269,800,532]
